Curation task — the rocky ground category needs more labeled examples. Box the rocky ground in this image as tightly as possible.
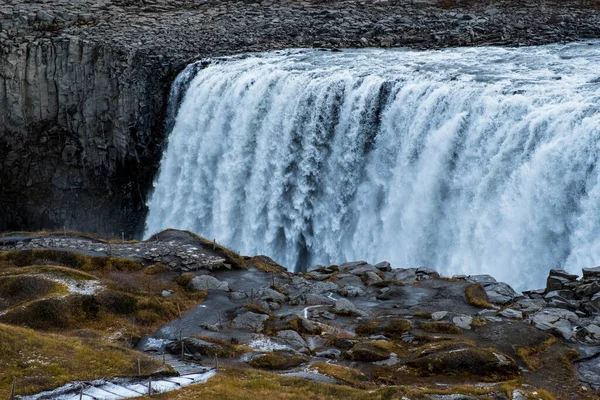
[2,0,600,237]
[1,229,600,399]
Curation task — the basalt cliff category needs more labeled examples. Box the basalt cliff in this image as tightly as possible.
[2,0,600,237]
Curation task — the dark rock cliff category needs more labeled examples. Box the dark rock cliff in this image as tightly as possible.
[2,0,600,237]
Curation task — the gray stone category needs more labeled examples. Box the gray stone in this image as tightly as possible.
[364,271,383,285]
[338,285,366,297]
[374,261,392,272]
[499,308,523,319]
[315,348,341,359]
[468,274,497,284]
[549,269,578,281]
[232,311,270,332]
[483,282,519,305]
[188,275,230,292]
[276,330,307,350]
[452,315,473,330]
[431,311,448,321]
[334,298,369,317]
[583,266,600,280]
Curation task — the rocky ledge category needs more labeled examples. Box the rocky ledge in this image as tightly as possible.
[2,0,600,236]
[2,230,600,398]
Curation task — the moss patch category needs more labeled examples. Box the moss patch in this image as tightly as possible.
[419,321,461,334]
[248,351,308,370]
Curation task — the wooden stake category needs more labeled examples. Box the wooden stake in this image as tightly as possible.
[9,377,15,400]
[162,351,166,365]
[148,376,152,397]
[79,385,84,400]
[180,329,184,359]
[137,358,141,375]
[213,239,216,251]
[177,302,182,319]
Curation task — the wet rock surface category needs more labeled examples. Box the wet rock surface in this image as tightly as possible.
[2,229,600,397]
[3,0,600,236]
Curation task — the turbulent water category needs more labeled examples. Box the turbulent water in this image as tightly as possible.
[145,42,600,290]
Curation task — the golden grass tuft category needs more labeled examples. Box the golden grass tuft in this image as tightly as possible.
[311,361,368,387]
[465,283,494,309]
[419,321,462,334]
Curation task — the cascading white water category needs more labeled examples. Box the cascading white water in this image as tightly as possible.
[146,43,600,290]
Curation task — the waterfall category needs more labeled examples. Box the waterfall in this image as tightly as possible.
[145,43,600,290]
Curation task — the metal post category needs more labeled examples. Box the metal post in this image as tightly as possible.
[79,385,84,400]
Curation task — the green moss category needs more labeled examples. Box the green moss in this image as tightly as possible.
[0,250,142,272]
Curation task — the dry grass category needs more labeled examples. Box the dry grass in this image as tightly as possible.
[246,256,287,273]
[0,323,162,398]
[311,362,368,388]
[419,321,462,334]
[465,283,494,308]
[517,337,557,370]
[147,367,384,400]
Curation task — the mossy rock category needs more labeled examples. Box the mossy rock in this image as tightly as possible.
[350,342,391,362]
[407,347,518,379]
[248,351,308,370]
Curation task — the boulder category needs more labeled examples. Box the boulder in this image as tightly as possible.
[393,268,418,284]
[582,266,600,280]
[166,337,221,357]
[452,315,473,330]
[549,269,578,281]
[546,275,570,292]
[276,330,307,351]
[188,275,230,292]
[374,261,392,272]
[304,293,336,305]
[529,308,579,340]
[575,281,600,298]
[247,351,308,370]
[350,342,391,362]
[431,311,448,321]
[482,282,519,305]
[334,298,369,317]
[338,285,366,297]
[315,348,341,359]
[467,275,497,284]
[511,298,545,313]
[232,311,270,332]
[255,288,287,303]
[364,271,383,285]
[499,308,523,320]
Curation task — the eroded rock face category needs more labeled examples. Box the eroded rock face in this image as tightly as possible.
[3,0,600,235]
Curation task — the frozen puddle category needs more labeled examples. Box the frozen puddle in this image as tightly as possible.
[18,370,216,400]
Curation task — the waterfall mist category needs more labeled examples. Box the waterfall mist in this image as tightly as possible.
[145,43,600,290]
